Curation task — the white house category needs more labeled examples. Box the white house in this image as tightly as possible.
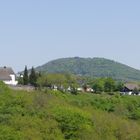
[52,85,58,91]
[86,87,94,93]
[0,67,18,85]
[77,87,84,92]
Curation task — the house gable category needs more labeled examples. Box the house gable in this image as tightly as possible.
[0,67,18,85]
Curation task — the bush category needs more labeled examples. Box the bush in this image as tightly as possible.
[52,106,93,139]
[0,125,21,140]
[0,81,10,94]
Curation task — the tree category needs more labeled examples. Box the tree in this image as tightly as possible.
[18,76,23,85]
[23,66,28,85]
[104,78,115,92]
[36,74,47,88]
[115,82,124,91]
[92,78,104,93]
[29,67,37,86]
[46,74,66,89]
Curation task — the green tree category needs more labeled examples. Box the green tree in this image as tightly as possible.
[18,76,23,85]
[29,67,37,86]
[104,78,115,92]
[23,66,29,85]
[46,74,66,89]
[92,79,104,93]
[36,74,47,88]
[115,82,124,91]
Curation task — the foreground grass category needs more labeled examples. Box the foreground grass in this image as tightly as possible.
[0,84,140,139]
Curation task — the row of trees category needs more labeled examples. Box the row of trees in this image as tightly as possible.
[18,66,78,90]
[18,66,39,86]
[18,66,124,93]
[37,73,78,90]
[92,78,124,93]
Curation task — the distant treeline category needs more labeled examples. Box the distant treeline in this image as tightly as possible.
[18,66,125,94]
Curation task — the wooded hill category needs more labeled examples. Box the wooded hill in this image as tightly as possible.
[36,57,140,82]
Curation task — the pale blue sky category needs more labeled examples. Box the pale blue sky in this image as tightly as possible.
[0,0,140,72]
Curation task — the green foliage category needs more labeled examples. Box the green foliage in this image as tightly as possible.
[0,81,10,94]
[37,73,78,91]
[115,82,124,91]
[46,73,67,87]
[17,76,23,85]
[92,78,119,93]
[36,73,47,88]
[0,126,21,140]
[0,84,140,139]
[92,78,104,93]
[23,66,29,85]
[52,106,92,139]
[36,57,140,81]
[71,87,78,95]
[29,67,37,86]
[104,78,115,92]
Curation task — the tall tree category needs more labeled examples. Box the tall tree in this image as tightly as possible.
[29,67,37,86]
[104,78,115,92]
[23,66,29,85]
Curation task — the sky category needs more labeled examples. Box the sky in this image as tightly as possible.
[0,0,140,72]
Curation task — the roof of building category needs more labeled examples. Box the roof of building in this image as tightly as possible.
[0,67,15,80]
[124,83,140,90]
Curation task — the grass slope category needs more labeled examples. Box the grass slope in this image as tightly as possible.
[1,82,140,139]
[36,57,140,81]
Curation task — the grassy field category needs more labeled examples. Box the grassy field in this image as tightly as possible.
[0,83,140,139]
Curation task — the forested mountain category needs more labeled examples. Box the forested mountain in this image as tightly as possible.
[36,57,140,81]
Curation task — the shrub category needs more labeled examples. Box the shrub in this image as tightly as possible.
[52,106,93,139]
[0,81,10,94]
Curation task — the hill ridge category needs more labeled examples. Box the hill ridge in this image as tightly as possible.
[36,57,140,82]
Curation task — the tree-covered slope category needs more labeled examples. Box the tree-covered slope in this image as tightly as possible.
[1,81,140,139]
[36,57,140,81]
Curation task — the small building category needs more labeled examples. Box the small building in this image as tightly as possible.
[83,85,94,93]
[121,83,140,95]
[67,86,71,92]
[52,85,58,91]
[86,87,94,93]
[0,67,18,85]
[77,87,84,92]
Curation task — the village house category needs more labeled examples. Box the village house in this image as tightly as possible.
[0,67,18,86]
[83,85,94,93]
[77,86,94,93]
[52,85,58,91]
[121,83,140,95]
[86,87,94,93]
